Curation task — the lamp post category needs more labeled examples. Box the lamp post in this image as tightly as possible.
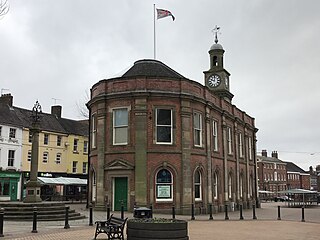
[24,101,42,203]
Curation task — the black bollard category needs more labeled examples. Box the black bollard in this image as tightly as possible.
[301,206,305,222]
[0,208,4,237]
[252,204,257,220]
[208,203,213,220]
[172,204,176,220]
[120,201,124,220]
[277,206,281,220]
[64,206,70,229]
[239,204,244,220]
[89,204,93,226]
[106,203,110,220]
[150,204,153,218]
[191,203,195,220]
[32,207,38,233]
[225,204,229,220]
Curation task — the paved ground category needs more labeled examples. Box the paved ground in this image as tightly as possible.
[1,202,320,239]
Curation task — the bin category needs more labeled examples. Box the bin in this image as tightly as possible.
[133,207,152,218]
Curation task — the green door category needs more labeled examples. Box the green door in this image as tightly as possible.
[114,177,128,211]
[10,181,18,201]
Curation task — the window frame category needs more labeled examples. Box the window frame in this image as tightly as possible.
[9,128,16,139]
[8,150,15,166]
[72,161,78,173]
[55,153,61,164]
[194,169,202,201]
[91,114,97,148]
[155,169,173,202]
[213,172,218,200]
[227,127,233,154]
[155,108,173,145]
[238,132,243,158]
[57,135,62,146]
[193,112,202,147]
[113,108,129,145]
[44,133,49,145]
[73,139,79,152]
[43,151,49,163]
[212,120,218,151]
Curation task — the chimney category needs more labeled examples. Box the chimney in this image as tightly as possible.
[261,150,267,157]
[271,151,278,159]
[0,93,13,107]
[51,105,62,118]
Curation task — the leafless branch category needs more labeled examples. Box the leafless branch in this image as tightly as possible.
[0,0,9,18]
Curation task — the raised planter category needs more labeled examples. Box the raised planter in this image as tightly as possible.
[127,218,188,240]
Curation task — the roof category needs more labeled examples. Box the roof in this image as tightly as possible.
[122,59,186,79]
[257,155,286,164]
[284,161,308,174]
[38,176,87,185]
[278,188,316,194]
[0,103,88,136]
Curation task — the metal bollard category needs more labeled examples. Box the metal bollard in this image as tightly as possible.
[0,208,4,237]
[301,206,305,222]
[277,206,281,220]
[225,204,229,220]
[150,204,153,218]
[239,204,244,220]
[209,203,213,220]
[191,203,195,220]
[64,206,70,229]
[32,207,38,233]
[172,204,176,220]
[120,201,124,220]
[89,204,93,226]
[107,203,111,220]
[252,204,257,220]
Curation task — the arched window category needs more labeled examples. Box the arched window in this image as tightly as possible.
[194,170,202,201]
[156,169,173,201]
[213,172,218,200]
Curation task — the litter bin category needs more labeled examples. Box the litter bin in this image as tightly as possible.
[133,207,152,218]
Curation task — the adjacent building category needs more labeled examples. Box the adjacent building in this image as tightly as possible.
[285,161,310,190]
[87,37,258,214]
[0,94,89,201]
[257,150,287,195]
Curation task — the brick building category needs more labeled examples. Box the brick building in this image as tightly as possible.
[87,37,258,214]
[285,161,310,190]
[257,150,287,195]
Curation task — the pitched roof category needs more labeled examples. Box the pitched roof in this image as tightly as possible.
[284,161,308,174]
[0,103,88,136]
[257,155,286,164]
[122,59,186,79]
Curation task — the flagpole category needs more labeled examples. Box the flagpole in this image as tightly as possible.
[153,3,156,59]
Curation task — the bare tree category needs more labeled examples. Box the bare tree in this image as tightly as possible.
[0,0,9,18]
[76,90,90,119]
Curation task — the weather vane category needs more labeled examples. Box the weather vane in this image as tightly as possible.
[211,25,221,44]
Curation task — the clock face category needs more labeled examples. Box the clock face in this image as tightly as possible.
[208,74,221,87]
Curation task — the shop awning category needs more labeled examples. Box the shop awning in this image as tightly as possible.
[277,189,317,194]
[38,176,87,186]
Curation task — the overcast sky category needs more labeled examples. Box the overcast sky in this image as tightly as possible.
[1,0,319,170]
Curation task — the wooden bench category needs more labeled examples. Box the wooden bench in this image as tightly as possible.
[94,215,128,240]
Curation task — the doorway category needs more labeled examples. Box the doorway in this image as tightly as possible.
[114,177,128,211]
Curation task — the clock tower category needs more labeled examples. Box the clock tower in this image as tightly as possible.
[204,26,233,102]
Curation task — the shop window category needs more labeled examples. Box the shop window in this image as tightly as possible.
[156,169,173,201]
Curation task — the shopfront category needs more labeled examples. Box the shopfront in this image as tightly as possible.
[0,172,20,201]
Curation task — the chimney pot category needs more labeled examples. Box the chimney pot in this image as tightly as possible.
[0,93,13,107]
[261,150,267,157]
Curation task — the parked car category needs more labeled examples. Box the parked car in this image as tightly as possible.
[274,196,292,202]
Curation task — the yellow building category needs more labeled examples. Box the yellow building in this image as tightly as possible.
[19,105,88,200]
